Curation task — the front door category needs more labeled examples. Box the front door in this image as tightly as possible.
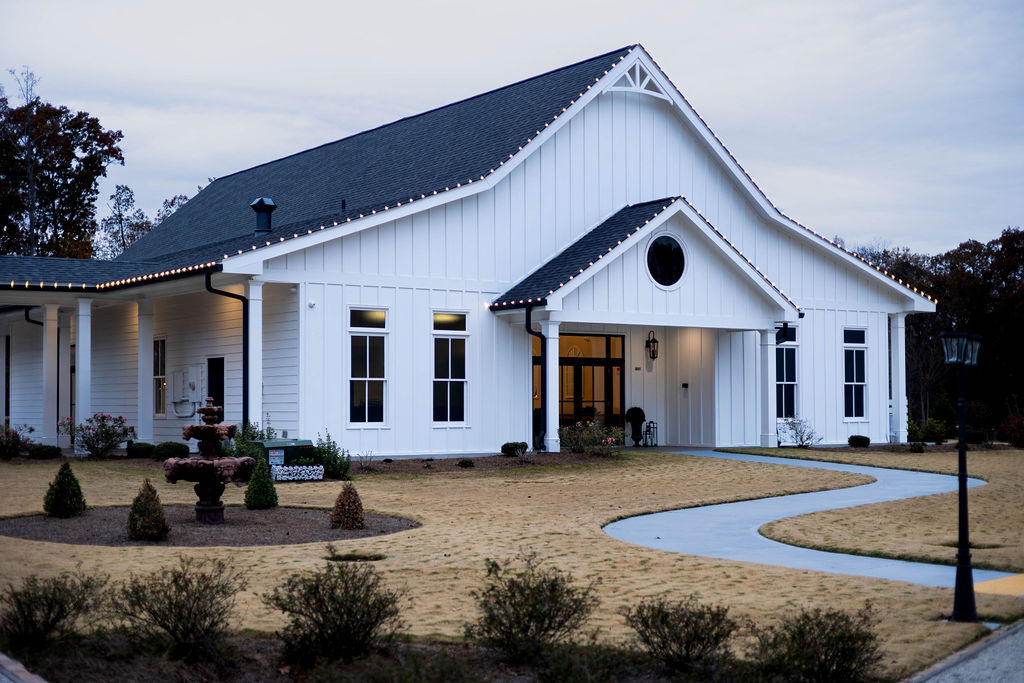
[533,334,624,436]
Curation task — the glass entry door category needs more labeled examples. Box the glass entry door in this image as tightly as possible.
[533,334,624,433]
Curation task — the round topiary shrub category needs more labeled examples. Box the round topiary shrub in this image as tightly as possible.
[126,441,156,459]
[909,441,925,453]
[847,435,870,448]
[244,458,278,510]
[154,441,190,461]
[126,478,170,541]
[43,462,86,518]
[27,444,62,459]
[331,482,365,530]
[457,458,475,468]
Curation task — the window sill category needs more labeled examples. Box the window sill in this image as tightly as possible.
[432,423,470,429]
[843,418,869,423]
[346,424,390,430]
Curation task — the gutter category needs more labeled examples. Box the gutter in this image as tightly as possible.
[204,271,249,427]
[524,303,546,451]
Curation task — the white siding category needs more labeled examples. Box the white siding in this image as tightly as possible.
[714,330,760,447]
[262,284,299,437]
[90,303,138,426]
[7,320,44,431]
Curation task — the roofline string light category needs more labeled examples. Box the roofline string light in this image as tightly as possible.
[2,261,221,292]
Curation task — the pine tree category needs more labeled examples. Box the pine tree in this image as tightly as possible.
[331,482,365,530]
[126,478,169,540]
[43,462,86,518]
[244,458,278,510]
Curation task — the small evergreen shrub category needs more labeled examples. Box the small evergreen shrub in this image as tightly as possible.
[750,603,881,682]
[126,441,156,459]
[263,561,405,665]
[126,478,170,541]
[317,430,351,479]
[108,556,244,660]
[331,482,365,529]
[0,424,33,460]
[27,443,62,459]
[57,413,135,457]
[43,462,86,518]
[907,418,923,443]
[501,441,528,457]
[909,441,925,453]
[245,458,278,510]
[624,595,737,676]
[464,551,599,664]
[154,441,190,461]
[457,458,475,468]
[0,572,107,655]
[921,418,947,444]
[848,435,871,448]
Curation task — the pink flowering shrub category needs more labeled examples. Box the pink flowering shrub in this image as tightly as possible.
[1,424,34,460]
[558,421,624,455]
[58,413,136,458]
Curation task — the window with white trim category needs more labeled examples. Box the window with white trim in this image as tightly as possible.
[843,328,866,419]
[349,309,386,424]
[776,326,797,419]
[433,312,467,422]
[153,339,166,415]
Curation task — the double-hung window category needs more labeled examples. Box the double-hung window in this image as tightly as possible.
[153,339,166,415]
[775,326,797,419]
[433,312,467,423]
[350,309,386,424]
[843,328,866,419]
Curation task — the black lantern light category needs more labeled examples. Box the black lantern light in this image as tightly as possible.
[941,330,981,622]
[645,331,659,361]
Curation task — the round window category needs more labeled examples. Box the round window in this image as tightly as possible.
[647,234,685,287]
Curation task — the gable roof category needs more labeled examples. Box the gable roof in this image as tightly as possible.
[118,46,634,263]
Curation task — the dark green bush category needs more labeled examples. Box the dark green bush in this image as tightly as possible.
[43,462,86,518]
[263,561,405,665]
[28,443,63,459]
[501,441,527,457]
[907,418,923,443]
[623,595,737,676]
[126,441,156,459]
[331,482,365,530]
[317,430,351,479]
[244,458,278,510]
[154,441,190,461]
[231,419,277,461]
[464,552,599,664]
[909,441,925,453]
[108,556,244,660]
[126,478,169,541]
[0,572,107,655]
[921,418,947,444]
[750,603,881,683]
[847,435,870,448]
[456,458,475,468]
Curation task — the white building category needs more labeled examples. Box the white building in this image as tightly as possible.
[0,45,934,455]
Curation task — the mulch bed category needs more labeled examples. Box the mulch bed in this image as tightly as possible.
[348,450,621,474]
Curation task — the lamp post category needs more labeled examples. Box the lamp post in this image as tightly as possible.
[940,330,981,623]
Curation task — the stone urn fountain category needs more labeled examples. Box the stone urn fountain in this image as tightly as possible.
[164,398,255,524]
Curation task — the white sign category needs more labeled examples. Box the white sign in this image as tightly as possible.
[268,448,285,465]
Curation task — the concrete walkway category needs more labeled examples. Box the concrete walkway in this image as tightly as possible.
[603,449,1014,587]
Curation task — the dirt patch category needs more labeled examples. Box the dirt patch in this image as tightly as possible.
[0,505,418,547]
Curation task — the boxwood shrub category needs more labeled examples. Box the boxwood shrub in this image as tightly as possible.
[847,435,870,448]
[154,441,190,461]
[126,441,156,459]
[28,444,63,459]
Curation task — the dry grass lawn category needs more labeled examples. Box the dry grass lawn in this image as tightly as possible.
[1,450,1022,679]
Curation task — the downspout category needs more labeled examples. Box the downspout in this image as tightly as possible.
[23,307,43,326]
[524,304,546,450]
[205,271,249,427]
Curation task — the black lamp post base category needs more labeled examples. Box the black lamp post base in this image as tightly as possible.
[951,552,978,622]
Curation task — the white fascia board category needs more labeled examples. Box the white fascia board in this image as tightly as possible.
[632,47,936,311]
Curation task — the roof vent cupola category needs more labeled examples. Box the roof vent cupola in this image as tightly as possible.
[250,197,277,235]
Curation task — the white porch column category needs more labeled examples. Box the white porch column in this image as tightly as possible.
[540,319,560,452]
[247,280,264,427]
[0,331,6,424]
[136,300,154,443]
[76,299,92,422]
[759,328,777,447]
[890,313,908,443]
[41,304,59,445]
[58,312,72,447]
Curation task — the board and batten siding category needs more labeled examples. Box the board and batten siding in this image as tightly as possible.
[6,320,44,431]
[262,284,299,437]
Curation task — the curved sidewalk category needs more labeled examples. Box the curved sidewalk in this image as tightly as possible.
[603,449,1013,588]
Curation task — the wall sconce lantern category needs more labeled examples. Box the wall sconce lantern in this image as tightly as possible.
[645,331,659,361]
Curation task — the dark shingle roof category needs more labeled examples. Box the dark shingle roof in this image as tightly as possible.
[118,46,635,263]
[491,198,680,309]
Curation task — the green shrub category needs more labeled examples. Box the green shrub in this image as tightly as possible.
[0,424,33,460]
[43,462,86,518]
[244,458,278,510]
[231,419,277,461]
[557,422,623,455]
[27,443,62,459]
[456,458,475,468]
[108,556,244,660]
[847,435,870,448]
[126,441,156,459]
[126,478,169,541]
[331,482,365,530]
[57,413,135,458]
[317,430,351,479]
[909,441,925,453]
[501,441,528,457]
[907,418,923,443]
[154,441,190,461]
[750,603,881,682]
[263,561,405,665]
[0,572,107,655]
[623,595,737,676]
[921,418,947,444]
[464,552,599,664]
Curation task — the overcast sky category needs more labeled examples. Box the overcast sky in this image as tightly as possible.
[2,0,1021,255]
